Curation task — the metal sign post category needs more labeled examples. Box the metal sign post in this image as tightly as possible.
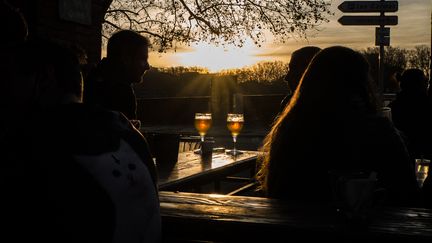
[338,0,399,102]
[378,3,386,94]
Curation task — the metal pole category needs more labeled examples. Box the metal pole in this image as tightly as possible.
[378,0,385,105]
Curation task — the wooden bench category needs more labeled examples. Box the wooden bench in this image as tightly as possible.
[159,191,432,242]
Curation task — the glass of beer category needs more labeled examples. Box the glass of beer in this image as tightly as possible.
[194,113,212,142]
[226,113,244,155]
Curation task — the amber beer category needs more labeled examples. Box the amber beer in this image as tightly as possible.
[194,117,212,136]
[226,113,244,156]
[194,113,212,142]
[227,120,244,137]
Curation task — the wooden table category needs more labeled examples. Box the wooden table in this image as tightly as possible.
[159,191,432,242]
[157,150,259,192]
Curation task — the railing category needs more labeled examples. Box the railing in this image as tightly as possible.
[137,93,397,126]
[242,94,284,126]
[137,96,211,125]
[137,94,285,127]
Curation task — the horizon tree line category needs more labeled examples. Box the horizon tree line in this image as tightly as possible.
[148,45,430,92]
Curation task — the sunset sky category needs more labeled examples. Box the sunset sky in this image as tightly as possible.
[148,0,431,72]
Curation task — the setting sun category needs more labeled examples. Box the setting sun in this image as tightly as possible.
[176,42,265,72]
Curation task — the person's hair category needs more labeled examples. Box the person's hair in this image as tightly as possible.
[397,68,428,93]
[286,46,321,91]
[107,30,150,59]
[1,0,28,45]
[257,46,379,192]
[291,46,322,65]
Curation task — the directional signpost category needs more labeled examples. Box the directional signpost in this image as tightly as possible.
[337,1,398,12]
[375,27,390,46]
[338,0,399,97]
[338,16,397,25]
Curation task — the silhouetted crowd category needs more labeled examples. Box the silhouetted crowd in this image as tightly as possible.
[1,1,431,242]
[1,2,160,242]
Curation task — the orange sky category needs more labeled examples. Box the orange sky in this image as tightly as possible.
[148,0,430,72]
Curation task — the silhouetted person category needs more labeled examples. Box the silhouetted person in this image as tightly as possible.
[4,41,161,242]
[388,69,432,160]
[280,46,321,111]
[422,75,432,208]
[70,43,94,80]
[257,46,421,207]
[428,77,432,100]
[0,0,27,46]
[84,30,151,120]
[0,0,29,136]
[422,161,432,208]
[428,75,432,123]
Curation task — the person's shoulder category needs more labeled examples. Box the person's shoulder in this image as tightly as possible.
[81,104,132,130]
[52,104,134,153]
[37,103,122,133]
[79,103,127,123]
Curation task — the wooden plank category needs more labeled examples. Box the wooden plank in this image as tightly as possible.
[158,150,258,191]
[159,191,432,242]
[226,181,258,196]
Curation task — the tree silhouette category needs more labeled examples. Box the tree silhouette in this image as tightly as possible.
[361,46,431,92]
[408,45,430,78]
[220,61,286,83]
[158,66,210,75]
[362,47,408,92]
[103,0,332,52]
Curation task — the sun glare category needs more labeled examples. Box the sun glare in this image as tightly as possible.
[177,42,264,72]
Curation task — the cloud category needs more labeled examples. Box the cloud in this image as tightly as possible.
[255,0,430,62]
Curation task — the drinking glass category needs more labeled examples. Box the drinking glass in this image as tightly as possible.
[415,158,430,188]
[226,113,244,155]
[194,113,212,142]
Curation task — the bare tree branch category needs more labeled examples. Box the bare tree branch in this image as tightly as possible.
[103,0,332,52]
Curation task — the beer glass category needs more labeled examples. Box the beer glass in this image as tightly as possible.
[226,113,244,155]
[194,113,212,142]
